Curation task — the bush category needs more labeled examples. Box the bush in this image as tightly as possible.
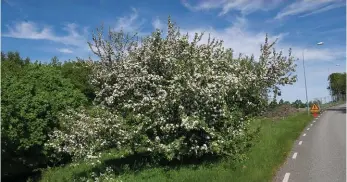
[46,106,128,161]
[59,59,96,102]
[47,56,96,103]
[1,57,87,178]
[47,18,296,162]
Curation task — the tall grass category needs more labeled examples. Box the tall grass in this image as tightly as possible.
[40,112,312,182]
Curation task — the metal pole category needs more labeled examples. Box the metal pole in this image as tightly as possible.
[302,50,309,115]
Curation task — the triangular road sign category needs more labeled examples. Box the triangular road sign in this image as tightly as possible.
[310,104,320,113]
[311,104,319,110]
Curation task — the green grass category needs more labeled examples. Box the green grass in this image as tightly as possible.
[40,112,313,182]
[320,100,346,110]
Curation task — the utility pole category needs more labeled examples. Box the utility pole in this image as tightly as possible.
[302,42,324,115]
[302,51,309,115]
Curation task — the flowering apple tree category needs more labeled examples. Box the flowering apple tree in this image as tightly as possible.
[48,17,296,161]
[46,107,128,160]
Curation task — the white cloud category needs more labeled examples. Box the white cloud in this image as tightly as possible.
[114,8,145,33]
[2,7,150,60]
[181,0,282,15]
[152,17,164,30]
[275,0,345,19]
[2,21,92,59]
[180,17,284,59]
[2,6,145,48]
[293,48,345,62]
[181,0,225,11]
[299,3,345,17]
[58,48,73,54]
[4,21,54,40]
[178,16,345,63]
[3,21,88,47]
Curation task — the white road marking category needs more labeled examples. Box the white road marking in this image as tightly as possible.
[307,128,310,131]
[303,133,306,136]
[310,124,313,126]
[299,141,303,145]
[292,152,298,159]
[283,173,290,182]
[313,120,316,123]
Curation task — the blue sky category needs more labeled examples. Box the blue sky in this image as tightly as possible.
[1,0,346,102]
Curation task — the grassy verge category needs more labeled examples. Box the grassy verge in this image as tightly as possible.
[40,112,312,182]
[320,100,346,111]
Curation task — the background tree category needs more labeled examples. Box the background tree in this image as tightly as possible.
[49,56,61,67]
[269,100,278,108]
[328,72,346,101]
[283,101,290,105]
[59,59,96,102]
[278,99,284,105]
[291,99,305,108]
[1,52,88,179]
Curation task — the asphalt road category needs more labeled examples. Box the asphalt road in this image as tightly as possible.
[274,104,346,182]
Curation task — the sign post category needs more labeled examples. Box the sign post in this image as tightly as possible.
[310,103,320,117]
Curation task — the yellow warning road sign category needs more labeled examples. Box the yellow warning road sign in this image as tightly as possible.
[310,103,320,113]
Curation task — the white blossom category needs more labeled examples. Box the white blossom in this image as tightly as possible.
[48,17,296,162]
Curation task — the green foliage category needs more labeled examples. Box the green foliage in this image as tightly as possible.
[48,18,296,167]
[48,57,96,102]
[2,17,299,182]
[268,100,278,109]
[283,101,290,105]
[269,98,307,109]
[278,99,284,105]
[1,52,87,178]
[291,99,306,108]
[328,72,346,101]
[40,112,312,182]
[60,60,96,102]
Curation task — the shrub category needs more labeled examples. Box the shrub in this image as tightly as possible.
[1,58,87,177]
[60,59,96,102]
[46,106,127,161]
[47,56,96,103]
[48,18,296,162]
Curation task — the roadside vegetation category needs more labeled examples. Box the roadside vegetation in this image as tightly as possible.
[1,17,344,182]
[39,112,312,182]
